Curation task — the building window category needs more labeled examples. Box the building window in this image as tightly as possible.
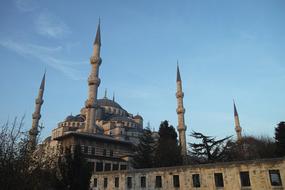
[127,177,132,188]
[94,178,97,187]
[104,163,111,171]
[115,177,119,188]
[88,146,91,154]
[110,150,113,157]
[173,175,180,187]
[103,149,106,156]
[104,177,108,188]
[269,170,282,186]
[155,176,162,188]
[95,162,103,172]
[214,173,224,187]
[91,147,95,155]
[113,164,119,171]
[120,164,127,170]
[240,171,251,187]
[192,174,201,187]
[84,146,88,154]
[141,176,146,188]
[81,145,84,153]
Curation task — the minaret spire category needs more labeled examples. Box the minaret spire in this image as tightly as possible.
[112,92,115,102]
[233,100,242,141]
[176,63,187,161]
[85,20,102,132]
[177,61,181,82]
[29,72,45,151]
[94,18,101,46]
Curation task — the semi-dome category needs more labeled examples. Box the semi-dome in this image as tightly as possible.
[64,114,85,122]
[97,98,122,109]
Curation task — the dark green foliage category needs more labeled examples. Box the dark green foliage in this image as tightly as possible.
[275,121,285,157]
[57,145,92,190]
[154,121,182,167]
[132,127,155,169]
[189,131,232,164]
[223,136,276,161]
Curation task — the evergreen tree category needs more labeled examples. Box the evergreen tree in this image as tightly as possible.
[132,127,155,169]
[154,121,182,167]
[189,131,231,163]
[57,145,92,190]
[275,121,285,157]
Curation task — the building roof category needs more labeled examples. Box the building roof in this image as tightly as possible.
[54,131,133,146]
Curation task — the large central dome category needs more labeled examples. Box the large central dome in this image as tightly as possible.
[97,98,122,109]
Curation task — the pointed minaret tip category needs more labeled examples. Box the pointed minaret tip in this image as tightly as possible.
[176,61,181,82]
[40,71,46,90]
[94,19,101,46]
[112,92,115,102]
[233,99,238,116]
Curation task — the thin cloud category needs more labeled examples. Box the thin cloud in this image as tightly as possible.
[14,0,38,12]
[0,40,85,80]
[35,12,71,38]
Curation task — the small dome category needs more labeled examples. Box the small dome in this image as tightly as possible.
[65,115,75,122]
[97,98,122,109]
[134,114,143,119]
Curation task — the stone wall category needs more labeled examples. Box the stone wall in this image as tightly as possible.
[91,158,285,190]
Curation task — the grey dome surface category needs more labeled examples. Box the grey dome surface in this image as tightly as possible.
[97,98,122,109]
[65,114,85,122]
[110,116,134,123]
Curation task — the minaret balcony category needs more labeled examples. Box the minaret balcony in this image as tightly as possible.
[35,98,44,105]
[90,56,102,65]
[88,76,100,86]
[176,92,184,98]
[85,99,97,108]
[32,113,41,119]
[176,107,185,114]
[177,125,187,131]
[235,127,242,133]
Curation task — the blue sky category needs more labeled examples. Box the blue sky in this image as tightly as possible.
[0,0,284,142]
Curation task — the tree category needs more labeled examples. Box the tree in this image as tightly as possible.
[154,121,182,167]
[189,131,232,164]
[132,127,156,169]
[57,145,92,190]
[0,116,58,190]
[275,121,285,157]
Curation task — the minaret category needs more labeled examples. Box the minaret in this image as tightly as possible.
[176,63,187,159]
[85,21,102,132]
[233,100,242,141]
[29,72,45,151]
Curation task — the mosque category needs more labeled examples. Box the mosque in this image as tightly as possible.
[26,22,285,190]
[29,21,242,172]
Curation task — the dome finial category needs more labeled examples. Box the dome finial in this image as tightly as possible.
[113,91,115,101]
[104,88,107,99]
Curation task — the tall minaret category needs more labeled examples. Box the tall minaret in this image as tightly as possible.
[29,72,45,151]
[233,100,242,141]
[85,21,102,132]
[176,63,187,159]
